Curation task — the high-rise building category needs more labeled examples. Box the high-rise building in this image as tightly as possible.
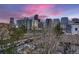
[17,18,26,27]
[61,17,69,25]
[28,19,32,30]
[38,19,41,28]
[17,15,41,30]
[34,14,39,20]
[10,17,15,28]
[17,17,33,30]
[24,17,29,30]
[31,14,40,30]
[38,21,44,30]
[32,19,39,30]
[66,24,71,33]
[72,18,79,23]
[45,18,52,27]
[53,18,60,25]
[70,18,79,35]
[61,17,70,33]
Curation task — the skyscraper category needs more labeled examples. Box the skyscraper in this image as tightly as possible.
[72,18,79,23]
[53,18,60,25]
[17,18,26,27]
[28,19,32,30]
[61,17,69,33]
[31,14,40,30]
[46,18,52,27]
[17,17,33,30]
[38,19,41,28]
[61,17,69,25]
[34,14,39,20]
[10,17,15,28]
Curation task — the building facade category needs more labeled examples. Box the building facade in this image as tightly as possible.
[60,17,79,35]
[17,15,40,30]
[10,17,15,28]
[60,17,69,34]
[17,17,32,30]
[71,18,79,35]
[71,24,79,35]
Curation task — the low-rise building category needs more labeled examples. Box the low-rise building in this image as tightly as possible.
[71,18,79,35]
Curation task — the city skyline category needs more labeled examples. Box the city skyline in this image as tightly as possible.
[0,4,79,23]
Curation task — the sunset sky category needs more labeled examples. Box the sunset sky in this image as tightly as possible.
[0,4,79,23]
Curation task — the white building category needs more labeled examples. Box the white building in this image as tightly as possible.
[60,18,79,35]
[71,23,79,35]
[70,18,79,35]
[32,19,39,30]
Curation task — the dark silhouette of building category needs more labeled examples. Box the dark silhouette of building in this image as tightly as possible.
[28,19,32,30]
[34,14,39,20]
[66,24,71,33]
[53,18,60,25]
[60,17,72,34]
[17,18,26,27]
[17,17,33,30]
[46,18,52,27]
[61,17,69,25]
[72,18,79,23]
[10,17,15,28]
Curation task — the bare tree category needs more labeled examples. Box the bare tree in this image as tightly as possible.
[52,23,64,53]
[0,27,10,51]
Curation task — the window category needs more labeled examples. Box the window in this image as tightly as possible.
[75,28,78,31]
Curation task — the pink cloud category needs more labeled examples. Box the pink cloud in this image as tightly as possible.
[22,4,55,16]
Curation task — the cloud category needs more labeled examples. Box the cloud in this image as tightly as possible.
[22,4,56,16]
[0,4,65,23]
